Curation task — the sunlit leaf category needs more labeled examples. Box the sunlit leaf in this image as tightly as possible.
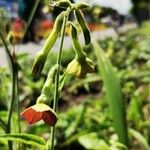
[93,42,128,147]
[129,128,150,150]
[0,133,46,148]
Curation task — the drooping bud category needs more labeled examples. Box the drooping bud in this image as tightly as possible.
[37,65,58,103]
[68,23,94,78]
[31,12,65,77]
[74,10,91,45]
[66,57,94,79]
[55,0,71,8]
[70,23,86,60]
[31,51,47,77]
[75,3,90,10]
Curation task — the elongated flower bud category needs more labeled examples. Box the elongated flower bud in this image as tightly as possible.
[75,10,91,45]
[31,51,47,77]
[32,12,65,77]
[42,11,65,55]
[55,0,71,8]
[67,23,94,79]
[71,23,86,60]
[75,3,90,10]
[39,65,58,103]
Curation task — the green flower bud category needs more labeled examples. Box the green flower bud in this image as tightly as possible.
[55,0,71,8]
[32,12,65,77]
[66,56,94,79]
[36,65,58,104]
[42,11,65,55]
[36,93,48,104]
[75,3,90,10]
[71,23,86,59]
[75,10,91,45]
[32,51,47,77]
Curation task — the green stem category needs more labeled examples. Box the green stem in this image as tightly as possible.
[0,118,7,132]
[50,8,70,150]
[0,31,14,64]
[16,72,21,133]
[0,30,20,150]
[7,68,17,150]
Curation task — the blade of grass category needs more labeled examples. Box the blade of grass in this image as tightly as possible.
[93,42,128,147]
[129,128,150,150]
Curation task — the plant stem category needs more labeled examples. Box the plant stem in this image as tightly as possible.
[16,72,21,133]
[0,30,19,150]
[7,68,17,150]
[0,118,7,132]
[50,8,70,150]
[0,31,14,64]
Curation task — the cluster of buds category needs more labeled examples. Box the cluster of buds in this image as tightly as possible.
[21,0,94,126]
[21,66,58,126]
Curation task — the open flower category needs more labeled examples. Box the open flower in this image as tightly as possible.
[21,103,57,126]
[66,57,94,79]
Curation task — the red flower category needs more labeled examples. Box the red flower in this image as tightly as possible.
[21,104,57,126]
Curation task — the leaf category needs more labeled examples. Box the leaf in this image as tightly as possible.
[78,132,109,150]
[0,133,46,148]
[93,42,128,147]
[129,128,150,150]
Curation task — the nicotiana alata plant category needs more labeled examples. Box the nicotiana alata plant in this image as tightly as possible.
[21,0,94,149]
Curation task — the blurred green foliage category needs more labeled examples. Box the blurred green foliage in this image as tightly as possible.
[0,21,150,149]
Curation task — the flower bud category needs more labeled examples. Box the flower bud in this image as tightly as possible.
[31,51,47,77]
[55,0,71,8]
[71,23,86,59]
[66,56,94,79]
[75,3,90,10]
[32,12,65,77]
[75,10,91,45]
[39,65,58,102]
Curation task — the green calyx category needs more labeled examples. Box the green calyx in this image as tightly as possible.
[66,56,94,79]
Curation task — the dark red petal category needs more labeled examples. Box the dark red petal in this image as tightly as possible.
[21,108,43,124]
[42,111,57,126]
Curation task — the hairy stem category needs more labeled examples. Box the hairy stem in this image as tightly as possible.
[50,8,70,150]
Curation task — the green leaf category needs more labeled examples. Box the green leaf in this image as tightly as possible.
[129,128,150,150]
[78,132,109,150]
[0,133,46,148]
[93,42,128,147]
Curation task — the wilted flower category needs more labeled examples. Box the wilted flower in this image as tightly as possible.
[21,103,57,126]
[31,51,47,77]
[66,56,94,79]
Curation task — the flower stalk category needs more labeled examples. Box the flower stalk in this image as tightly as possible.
[0,31,20,150]
[50,8,71,150]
